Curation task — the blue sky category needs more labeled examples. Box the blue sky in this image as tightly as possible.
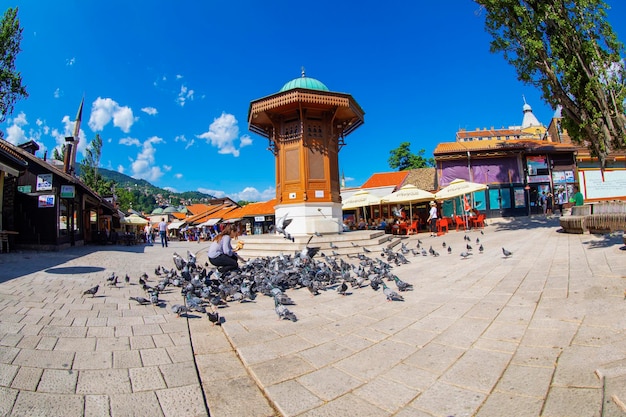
[3,1,625,202]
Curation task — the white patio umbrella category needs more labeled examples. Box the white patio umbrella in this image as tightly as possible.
[121,214,148,225]
[342,190,382,221]
[434,178,488,200]
[435,179,488,229]
[381,184,435,219]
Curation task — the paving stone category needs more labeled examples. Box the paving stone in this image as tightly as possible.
[96,336,130,351]
[130,335,156,350]
[12,349,74,370]
[76,369,132,394]
[297,392,388,417]
[403,342,466,374]
[151,333,174,348]
[156,385,208,417]
[0,386,19,416]
[410,380,486,417]
[297,366,363,402]
[53,336,96,351]
[73,350,112,369]
[542,386,602,417]
[37,368,78,393]
[35,336,58,350]
[10,390,84,416]
[129,366,167,392]
[441,348,512,392]
[204,376,276,417]
[11,366,43,391]
[140,347,172,367]
[475,392,544,417]
[353,376,421,413]
[84,394,110,417]
[109,391,164,417]
[113,350,143,369]
[494,363,554,398]
[0,345,20,362]
[165,344,193,363]
[0,363,18,386]
[0,333,23,347]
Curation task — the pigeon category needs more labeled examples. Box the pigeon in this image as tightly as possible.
[274,298,297,322]
[502,247,513,257]
[351,242,359,247]
[466,244,473,251]
[124,274,130,284]
[459,251,472,259]
[337,281,348,296]
[479,244,484,254]
[330,242,338,249]
[82,285,99,297]
[207,308,220,326]
[363,247,371,253]
[139,275,146,286]
[272,212,294,241]
[314,231,323,237]
[447,246,452,254]
[170,304,189,317]
[393,276,413,291]
[107,275,119,287]
[442,242,446,248]
[476,237,480,244]
[382,283,404,301]
[129,296,150,305]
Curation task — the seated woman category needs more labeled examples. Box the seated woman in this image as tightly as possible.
[357,219,367,230]
[207,225,242,273]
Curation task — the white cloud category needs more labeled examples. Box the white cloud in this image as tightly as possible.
[184,138,195,150]
[163,165,172,172]
[119,137,141,146]
[196,186,275,202]
[66,57,75,66]
[141,107,158,116]
[129,136,165,182]
[176,85,194,107]
[175,173,183,179]
[176,74,183,80]
[198,188,226,198]
[174,134,186,142]
[88,97,136,133]
[231,186,276,202]
[117,165,125,174]
[344,176,355,183]
[196,112,253,157]
[53,88,61,98]
[163,186,178,192]
[5,112,28,145]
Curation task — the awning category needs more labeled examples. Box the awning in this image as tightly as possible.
[198,218,220,227]
[167,221,186,230]
[223,218,241,224]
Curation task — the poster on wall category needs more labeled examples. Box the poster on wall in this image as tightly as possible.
[514,188,526,208]
[38,195,55,208]
[36,174,53,191]
[580,170,626,199]
[526,155,547,175]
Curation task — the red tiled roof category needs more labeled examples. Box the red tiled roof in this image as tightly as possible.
[434,139,577,155]
[360,171,409,189]
[185,204,212,215]
[223,199,277,219]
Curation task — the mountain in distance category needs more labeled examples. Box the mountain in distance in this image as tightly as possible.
[97,167,215,203]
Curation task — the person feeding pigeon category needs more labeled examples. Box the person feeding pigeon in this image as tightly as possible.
[207,224,242,273]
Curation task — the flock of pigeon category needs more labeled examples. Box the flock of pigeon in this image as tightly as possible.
[81,229,514,325]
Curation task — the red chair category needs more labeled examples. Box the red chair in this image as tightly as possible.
[454,215,467,231]
[436,218,449,235]
[408,220,419,235]
[471,214,485,229]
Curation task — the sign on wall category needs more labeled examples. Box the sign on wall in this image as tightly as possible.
[36,174,53,191]
[580,169,626,199]
[60,185,75,198]
[38,195,55,208]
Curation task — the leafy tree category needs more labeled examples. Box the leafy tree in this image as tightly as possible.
[52,147,65,162]
[388,142,435,170]
[476,0,626,168]
[79,134,115,195]
[0,7,28,132]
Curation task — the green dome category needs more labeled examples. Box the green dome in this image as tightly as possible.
[151,207,163,214]
[279,75,329,93]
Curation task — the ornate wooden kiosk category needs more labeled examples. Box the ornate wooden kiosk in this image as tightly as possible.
[248,71,364,235]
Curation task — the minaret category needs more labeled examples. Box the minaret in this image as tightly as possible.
[248,72,364,235]
[521,95,541,129]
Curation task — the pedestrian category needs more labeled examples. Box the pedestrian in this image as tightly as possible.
[427,201,438,237]
[556,189,566,216]
[546,191,554,217]
[539,191,547,215]
[158,218,168,248]
[571,185,584,206]
[144,223,152,245]
[208,224,242,273]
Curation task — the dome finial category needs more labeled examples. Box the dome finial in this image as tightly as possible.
[522,94,527,105]
[301,66,306,78]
